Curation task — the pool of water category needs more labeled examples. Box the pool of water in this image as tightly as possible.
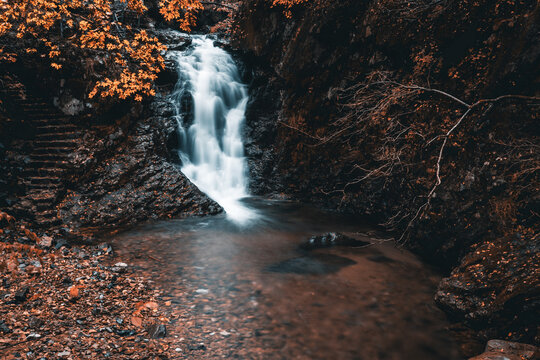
[107,199,460,359]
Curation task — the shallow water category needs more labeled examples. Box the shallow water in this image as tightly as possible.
[108,199,461,359]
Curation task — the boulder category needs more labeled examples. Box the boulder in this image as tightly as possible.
[469,340,538,360]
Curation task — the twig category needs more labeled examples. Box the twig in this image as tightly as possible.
[199,1,237,10]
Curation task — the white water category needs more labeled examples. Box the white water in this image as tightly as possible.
[170,35,256,223]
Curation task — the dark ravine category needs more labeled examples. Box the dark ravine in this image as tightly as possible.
[231,0,539,350]
[0,0,538,357]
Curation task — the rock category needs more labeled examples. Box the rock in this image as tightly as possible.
[435,235,539,339]
[113,327,136,337]
[54,238,70,249]
[469,340,538,360]
[57,350,70,358]
[38,235,53,247]
[0,320,11,334]
[112,262,128,272]
[147,323,167,339]
[195,288,209,295]
[57,114,222,230]
[300,232,370,250]
[28,316,43,329]
[167,38,192,51]
[188,343,206,351]
[14,286,30,303]
[98,243,113,255]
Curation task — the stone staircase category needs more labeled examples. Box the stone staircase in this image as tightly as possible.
[1,81,79,227]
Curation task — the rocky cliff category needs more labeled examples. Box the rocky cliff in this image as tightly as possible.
[232,0,539,349]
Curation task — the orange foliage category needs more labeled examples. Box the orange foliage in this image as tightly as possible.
[1,0,305,99]
[0,0,202,101]
[271,0,308,17]
[159,0,203,31]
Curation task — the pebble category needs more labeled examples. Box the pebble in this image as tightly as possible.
[195,288,209,294]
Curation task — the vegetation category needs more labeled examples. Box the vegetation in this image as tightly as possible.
[0,0,304,101]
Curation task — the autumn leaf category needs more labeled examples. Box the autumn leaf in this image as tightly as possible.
[144,301,159,310]
[131,315,143,327]
[69,285,80,299]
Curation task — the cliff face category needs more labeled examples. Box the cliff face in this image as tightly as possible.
[233,0,539,347]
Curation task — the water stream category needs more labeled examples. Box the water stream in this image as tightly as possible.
[169,35,255,223]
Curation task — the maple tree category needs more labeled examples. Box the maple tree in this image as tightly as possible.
[0,0,203,101]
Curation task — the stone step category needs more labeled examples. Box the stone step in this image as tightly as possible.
[30,153,70,161]
[30,193,59,203]
[37,219,62,227]
[28,159,70,168]
[24,109,58,115]
[32,118,71,126]
[25,168,66,177]
[28,176,62,185]
[35,202,55,211]
[36,124,78,133]
[34,213,62,227]
[33,147,74,154]
[26,182,63,190]
[36,132,79,140]
[35,139,78,148]
[38,209,58,219]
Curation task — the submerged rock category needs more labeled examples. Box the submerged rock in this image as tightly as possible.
[266,253,356,275]
[300,232,370,250]
[147,323,167,339]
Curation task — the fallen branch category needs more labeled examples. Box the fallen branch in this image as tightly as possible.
[199,1,237,10]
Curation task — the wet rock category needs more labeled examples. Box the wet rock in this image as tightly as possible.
[57,350,70,358]
[435,234,539,342]
[38,235,53,247]
[14,286,30,303]
[188,343,206,351]
[0,320,11,334]
[113,327,136,337]
[98,243,113,255]
[54,238,70,249]
[300,232,370,250]
[147,323,167,339]
[28,316,43,329]
[58,114,222,230]
[167,37,192,51]
[469,340,538,360]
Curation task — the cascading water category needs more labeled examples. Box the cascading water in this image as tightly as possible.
[170,35,256,223]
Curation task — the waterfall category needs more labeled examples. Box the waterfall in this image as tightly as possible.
[170,35,256,223]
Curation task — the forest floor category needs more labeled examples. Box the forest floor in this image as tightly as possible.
[0,235,184,359]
